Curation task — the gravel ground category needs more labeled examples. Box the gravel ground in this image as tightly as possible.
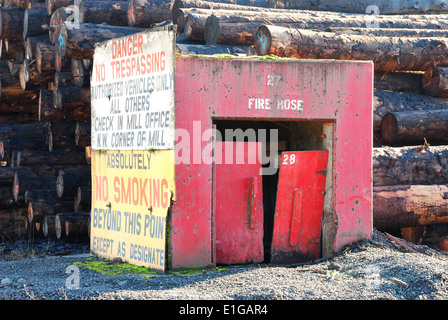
[0,230,447,305]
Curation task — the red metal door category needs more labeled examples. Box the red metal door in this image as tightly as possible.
[271,150,329,264]
[214,141,264,265]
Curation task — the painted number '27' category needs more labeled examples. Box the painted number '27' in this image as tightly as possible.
[267,74,282,87]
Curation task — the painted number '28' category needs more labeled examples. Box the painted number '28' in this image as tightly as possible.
[282,153,296,165]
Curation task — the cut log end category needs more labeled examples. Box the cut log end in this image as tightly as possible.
[22,8,29,40]
[422,66,448,98]
[55,213,62,238]
[56,173,63,198]
[171,0,183,14]
[27,201,33,222]
[173,8,185,32]
[42,215,55,237]
[254,25,272,56]
[54,22,67,61]
[380,113,398,144]
[127,0,136,26]
[0,141,4,159]
[12,172,19,202]
[204,14,218,45]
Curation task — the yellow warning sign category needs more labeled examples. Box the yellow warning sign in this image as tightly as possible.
[90,149,175,271]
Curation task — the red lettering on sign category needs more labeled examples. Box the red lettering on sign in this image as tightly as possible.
[109,51,167,80]
[112,176,169,208]
[111,35,144,60]
[95,176,109,202]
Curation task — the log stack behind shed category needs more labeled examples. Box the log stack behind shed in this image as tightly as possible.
[0,0,447,250]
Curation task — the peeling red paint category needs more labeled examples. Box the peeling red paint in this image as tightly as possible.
[170,57,373,269]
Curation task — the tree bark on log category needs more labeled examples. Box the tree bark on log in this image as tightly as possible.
[0,186,17,208]
[184,13,211,42]
[1,8,25,40]
[3,0,29,8]
[1,66,25,87]
[24,36,50,60]
[277,0,448,14]
[127,0,173,27]
[2,39,25,61]
[55,211,89,238]
[70,59,88,87]
[254,25,448,73]
[203,20,261,45]
[40,88,90,121]
[0,80,34,104]
[176,7,448,29]
[47,119,78,135]
[58,166,91,176]
[36,41,71,73]
[174,5,293,32]
[380,110,448,145]
[76,185,91,208]
[75,121,90,146]
[56,172,91,199]
[172,0,272,16]
[28,199,75,222]
[422,66,448,98]
[36,42,55,73]
[374,71,423,94]
[16,150,88,166]
[0,138,48,163]
[200,15,448,46]
[53,86,90,108]
[372,145,448,187]
[19,65,38,92]
[26,0,46,9]
[51,87,91,121]
[20,58,54,90]
[47,131,85,152]
[7,61,21,77]
[325,27,448,38]
[400,226,425,245]
[55,22,145,60]
[23,8,50,38]
[0,113,37,122]
[373,90,448,143]
[39,88,64,122]
[54,72,76,88]
[0,165,63,183]
[0,91,39,111]
[0,122,49,140]
[0,65,37,94]
[175,43,248,55]
[24,0,44,8]
[24,188,58,203]
[13,172,57,201]
[373,185,448,230]
[0,95,39,114]
[45,0,74,14]
[79,0,128,26]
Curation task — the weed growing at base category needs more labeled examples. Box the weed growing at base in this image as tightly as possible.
[73,256,229,277]
[73,257,156,276]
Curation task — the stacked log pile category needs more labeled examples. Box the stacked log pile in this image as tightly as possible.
[0,0,446,250]
[0,0,97,242]
[172,0,448,247]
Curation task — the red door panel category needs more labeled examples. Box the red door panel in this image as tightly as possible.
[214,141,264,265]
[271,150,329,264]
